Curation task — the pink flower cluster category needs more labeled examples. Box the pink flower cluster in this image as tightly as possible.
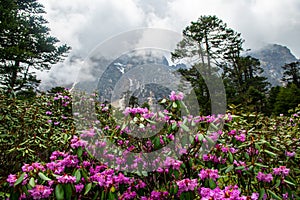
[21,162,45,172]
[90,169,133,188]
[47,151,80,174]
[233,160,247,169]
[120,188,137,199]
[123,107,154,119]
[28,185,53,199]
[198,185,255,200]
[53,92,71,107]
[57,174,76,183]
[256,172,273,183]
[285,151,296,157]
[169,91,184,101]
[141,191,169,200]
[75,183,84,193]
[198,169,219,181]
[7,174,17,186]
[176,178,198,194]
[235,133,246,142]
[273,166,290,176]
[70,136,88,149]
[202,154,227,164]
[163,157,182,170]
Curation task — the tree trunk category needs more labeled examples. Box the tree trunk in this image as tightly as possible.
[8,60,19,93]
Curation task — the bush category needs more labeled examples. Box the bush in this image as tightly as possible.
[2,91,300,199]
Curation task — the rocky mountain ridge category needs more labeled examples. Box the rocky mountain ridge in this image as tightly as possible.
[248,44,299,86]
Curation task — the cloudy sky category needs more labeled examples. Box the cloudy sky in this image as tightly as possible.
[38,0,300,87]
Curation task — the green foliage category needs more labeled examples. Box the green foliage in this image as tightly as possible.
[1,90,300,199]
[0,89,74,179]
[172,15,243,69]
[172,15,270,113]
[0,0,70,94]
[282,61,300,87]
[274,84,300,115]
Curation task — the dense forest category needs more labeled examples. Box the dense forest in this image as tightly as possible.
[0,0,299,199]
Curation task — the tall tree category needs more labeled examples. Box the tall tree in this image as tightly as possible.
[172,15,244,75]
[224,56,269,110]
[177,63,215,115]
[0,0,70,94]
[172,15,269,113]
[274,83,300,115]
[282,61,300,88]
[171,15,244,113]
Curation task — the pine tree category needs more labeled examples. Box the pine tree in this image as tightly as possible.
[274,84,300,115]
[172,15,269,113]
[282,61,300,88]
[0,0,70,94]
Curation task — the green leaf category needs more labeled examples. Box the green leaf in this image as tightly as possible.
[10,190,20,200]
[254,163,269,168]
[191,120,195,126]
[145,118,156,124]
[255,143,261,151]
[209,179,217,189]
[84,183,92,195]
[244,152,250,160]
[108,191,116,200]
[74,169,81,183]
[173,170,179,179]
[225,165,234,173]
[269,146,280,151]
[267,189,282,200]
[172,102,177,108]
[92,190,99,200]
[21,185,29,195]
[180,123,190,132]
[38,172,51,181]
[284,179,296,186]
[258,188,265,200]
[173,185,178,195]
[275,178,281,187]
[29,177,35,188]
[197,134,204,142]
[158,111,165,118]
[153,137,160,149]
[141,171,148,176]
[228,152,233,164]
[55,184,64,200]
[64,184,72,200]
[263,149,277,157]
[101,190,105,200]
[77,146,83,158]
[171,122,177,130]
[235,166,245,170]
[81,169,88,181]
[14,172,25,187]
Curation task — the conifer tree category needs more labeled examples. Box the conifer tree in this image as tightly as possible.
[0,0,70,94]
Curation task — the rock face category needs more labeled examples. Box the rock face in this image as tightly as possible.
[96,51,188,107]
[248,44,299,86]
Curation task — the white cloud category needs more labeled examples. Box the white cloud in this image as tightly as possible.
[38,0,300,88]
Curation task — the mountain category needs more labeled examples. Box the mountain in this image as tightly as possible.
[41,43,298,96]
[70,50,189,108]
[248,44,299,86]
[98,52,190,105]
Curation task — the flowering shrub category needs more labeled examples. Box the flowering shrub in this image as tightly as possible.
[2,91,300,199]
[0,89,75,199]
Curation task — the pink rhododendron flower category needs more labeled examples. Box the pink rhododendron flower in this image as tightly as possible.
[28,185,53,199]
